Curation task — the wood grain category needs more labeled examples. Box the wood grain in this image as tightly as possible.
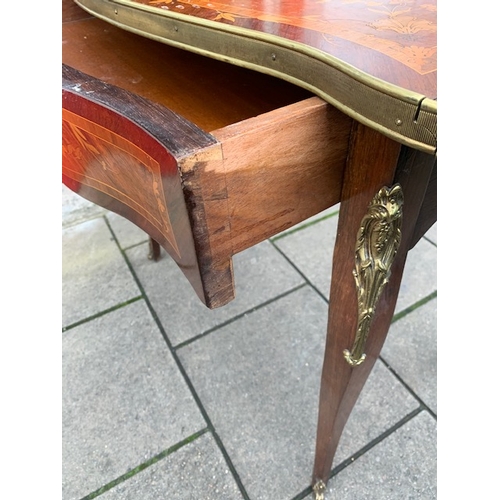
[410,161,437,248]
[312,125,437,485]
[72,0,436,153]
[62,11,312,132]
[313,122,402,483]
[62,0,93,22]
[62,1,437,491]
[110,0,437,98]
[62,64,218,305]
[62,63,351,308]
[62,2,353,308]
[212,98,352,255]
[177,97,352,307]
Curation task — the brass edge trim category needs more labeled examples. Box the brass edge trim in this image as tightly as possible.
[74,0,437,154]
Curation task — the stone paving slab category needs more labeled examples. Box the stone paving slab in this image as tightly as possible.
[178,286,424,500]
[273,214,338,299]
[62,217,141,327]
[62,185,107,228]
[99,432,244,500]
[313,411,437,500]
[126,240,305,346]
[62,300,206,500]
[107,211,150,250]
[382,298,437,414]
[62,188,437,500]
[274,215,437,314]
[177,286,327,499]
[332,359,420,467]
[396,238,437,313]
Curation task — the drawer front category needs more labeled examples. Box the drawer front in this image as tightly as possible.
[63,64,218,305]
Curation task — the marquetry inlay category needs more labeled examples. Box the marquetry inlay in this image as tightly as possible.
[62,108,180,257]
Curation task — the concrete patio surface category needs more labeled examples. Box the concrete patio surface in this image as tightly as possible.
[62,184,437,500]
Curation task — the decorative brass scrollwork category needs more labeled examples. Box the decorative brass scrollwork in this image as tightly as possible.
[343,184,404,367]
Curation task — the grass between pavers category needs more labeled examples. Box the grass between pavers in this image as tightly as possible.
[391,290,437,324]
[62,296,143,333]
[173,282,308,350]
[79,428,209,500]
[65,209,435,500]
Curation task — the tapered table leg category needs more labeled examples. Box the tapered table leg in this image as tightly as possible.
[312,124,436,497]
[148,237,161,261]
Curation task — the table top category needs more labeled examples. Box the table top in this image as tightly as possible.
[73,0,437,154]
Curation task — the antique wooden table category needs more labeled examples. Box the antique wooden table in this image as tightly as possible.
[62,0,436,497]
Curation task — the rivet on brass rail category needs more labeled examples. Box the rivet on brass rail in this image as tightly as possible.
[343,184,404,367]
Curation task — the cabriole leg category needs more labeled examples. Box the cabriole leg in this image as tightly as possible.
[312,124,436,497]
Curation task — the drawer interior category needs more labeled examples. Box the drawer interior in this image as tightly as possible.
[62,1,313,132]
[62,0,353,308]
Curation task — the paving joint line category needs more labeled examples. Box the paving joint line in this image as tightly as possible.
[378,291,437,418]
[173,282,308,351]
[378,353,437,420]
[269,240,330,305]
[100,220,436,498]
[65,210,435,499]
[328,406,425,479]
[78,428,209,500]
[104,220,252,500]
[115,238,151,253]
[62,296,143,332]
[391,290,437,324]
[254,406,428,500]
[62,212,108,230]
[423,233,437,247]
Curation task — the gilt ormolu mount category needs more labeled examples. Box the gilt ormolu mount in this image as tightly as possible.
[344,184,404,367]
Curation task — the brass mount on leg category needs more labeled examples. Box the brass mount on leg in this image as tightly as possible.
[313,480,326,500]
[343,184,404,367]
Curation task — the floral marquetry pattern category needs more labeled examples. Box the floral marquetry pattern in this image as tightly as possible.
[62,108,180,257]
[138,0,436,75]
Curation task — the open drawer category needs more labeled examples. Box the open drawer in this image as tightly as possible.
[62,0,354,308]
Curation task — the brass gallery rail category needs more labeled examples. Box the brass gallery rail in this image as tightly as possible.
[74,0,437,154]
